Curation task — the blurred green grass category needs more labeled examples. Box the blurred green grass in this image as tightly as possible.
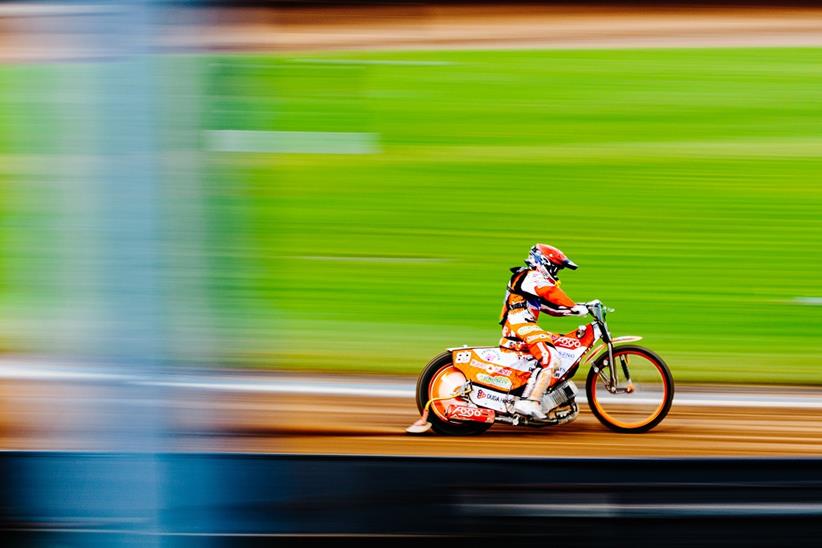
[3,47,822,383]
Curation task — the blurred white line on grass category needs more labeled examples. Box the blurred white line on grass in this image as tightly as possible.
[205,130,379,154]
[290,58,455,66]
[794,297,822,306]
[296,256,449,264]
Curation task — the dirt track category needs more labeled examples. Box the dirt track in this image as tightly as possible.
[175,392,822,457]
[3,378,821,457]
[3,4,822,62]
[206,4,822,52]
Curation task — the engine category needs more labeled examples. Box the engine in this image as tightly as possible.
[541,380,578,411]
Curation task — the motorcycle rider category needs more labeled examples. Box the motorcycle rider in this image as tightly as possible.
[499,243,588,420]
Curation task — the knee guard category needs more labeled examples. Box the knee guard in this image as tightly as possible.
[532,342,559,369]
[523,344,560,401]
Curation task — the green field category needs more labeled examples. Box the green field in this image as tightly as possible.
[2,47,822,383]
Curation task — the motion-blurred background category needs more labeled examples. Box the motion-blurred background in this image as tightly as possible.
[1,1,820,385]
[1,1,822,545]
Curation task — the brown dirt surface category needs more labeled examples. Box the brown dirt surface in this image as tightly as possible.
[4,379,821,457]
[172,392,822,457]
[3,4,822,62]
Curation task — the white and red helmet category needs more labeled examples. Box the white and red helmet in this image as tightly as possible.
[526,243,578,280]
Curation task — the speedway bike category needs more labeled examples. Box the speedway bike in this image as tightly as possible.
[407,300,673,435]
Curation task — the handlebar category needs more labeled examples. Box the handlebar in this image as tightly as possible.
[585,300,614,344]
[585,300,615,313]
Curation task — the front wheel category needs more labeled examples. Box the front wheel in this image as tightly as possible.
[586,345,674,433]
[415,352,492,436]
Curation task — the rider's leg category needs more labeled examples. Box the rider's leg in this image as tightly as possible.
[528,340,560,386]
[528,341,561,395]
[514,344,560,418]
[508,323,559,419]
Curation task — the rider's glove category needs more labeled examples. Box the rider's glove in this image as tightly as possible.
[570,304,588,316]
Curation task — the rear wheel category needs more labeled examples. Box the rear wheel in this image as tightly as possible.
[586,345,673,433]
[415,352,492,436]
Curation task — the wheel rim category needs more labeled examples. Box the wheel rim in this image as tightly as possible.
[590,350,669,430]
[428,364,467,422]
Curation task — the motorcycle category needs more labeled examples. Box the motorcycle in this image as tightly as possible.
[407,300,673,435]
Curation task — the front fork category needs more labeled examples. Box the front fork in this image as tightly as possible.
[604,342,634,394]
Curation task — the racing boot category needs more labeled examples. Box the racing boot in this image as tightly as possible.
[513,398,547,420]
[406,407,433,434]
[513,368,551,420]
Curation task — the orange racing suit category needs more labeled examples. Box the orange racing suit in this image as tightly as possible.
[499,267,578,380]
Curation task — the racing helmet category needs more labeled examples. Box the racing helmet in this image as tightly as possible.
[526,243,578,280]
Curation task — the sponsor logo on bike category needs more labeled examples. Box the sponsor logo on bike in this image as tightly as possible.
[468,358,513,376]
[446,405,495,423]
[476,389,502,402]
[486,365,514,376]
[557,350,577,362]
[552,336,581,349]
[476,373,513,390]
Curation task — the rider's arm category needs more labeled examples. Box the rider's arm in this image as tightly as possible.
[520,271,578,316]
[538,290,579,317]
